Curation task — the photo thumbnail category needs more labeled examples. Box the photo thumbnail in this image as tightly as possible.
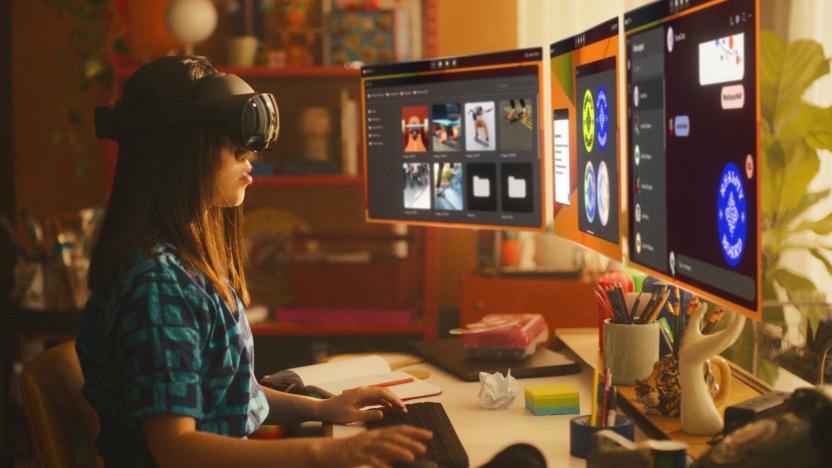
[431,103,462,152]
[465,101,496,151]
[402,162,431,210]
[433,162,464,211]
[498,98,534,151]
[401,105,429,153]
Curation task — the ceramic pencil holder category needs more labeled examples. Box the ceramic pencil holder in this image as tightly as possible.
[603,319,660,385]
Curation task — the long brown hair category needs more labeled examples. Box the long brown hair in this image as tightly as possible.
[89,56,249,308]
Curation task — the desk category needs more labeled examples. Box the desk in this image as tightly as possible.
[332,349,626,467]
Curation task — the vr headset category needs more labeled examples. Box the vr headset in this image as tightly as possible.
[94,73,279,152]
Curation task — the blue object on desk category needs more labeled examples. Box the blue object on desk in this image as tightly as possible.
[570,414,634,459]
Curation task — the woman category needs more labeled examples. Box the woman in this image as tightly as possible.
[76,56,430,467]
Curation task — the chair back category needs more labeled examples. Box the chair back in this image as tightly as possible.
[20,340,101,468]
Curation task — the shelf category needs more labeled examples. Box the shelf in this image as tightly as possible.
[250,321,425,337]
[252,175,363,186]
[114,64,360,80]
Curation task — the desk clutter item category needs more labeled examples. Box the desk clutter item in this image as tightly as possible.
[588,430,690,468]
[449,313,549,360]
[409,338,580,382]
[261,355,440,400]
[368,402,469,468]
[603,319,660,385]
[679,307,745,435]
[524,384,579,416]
[478,370,517,409]
[570,414,634,459]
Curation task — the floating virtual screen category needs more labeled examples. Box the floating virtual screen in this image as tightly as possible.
[362,49,545,229]
[625,0,760,317]
[551,17,622,260]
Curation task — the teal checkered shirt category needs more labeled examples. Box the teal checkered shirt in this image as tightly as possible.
[76,243,269,466]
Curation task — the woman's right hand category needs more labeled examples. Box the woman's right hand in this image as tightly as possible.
[327,425,432,468]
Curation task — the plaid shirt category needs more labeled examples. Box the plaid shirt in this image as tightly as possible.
[76,243,268,466]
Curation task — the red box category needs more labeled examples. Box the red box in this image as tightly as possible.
[451,314,549,360]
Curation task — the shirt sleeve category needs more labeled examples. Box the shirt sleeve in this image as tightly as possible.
[117,257,208,421]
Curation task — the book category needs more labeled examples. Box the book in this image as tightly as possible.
[262,355,441,400]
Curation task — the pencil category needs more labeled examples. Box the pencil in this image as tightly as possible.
[702,308,724,334]
[591,369,599,426]
[614,286,629,323]
[637,288,660,324]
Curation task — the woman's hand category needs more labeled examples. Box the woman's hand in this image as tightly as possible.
[325,425,433,468]
[317,387,407,424]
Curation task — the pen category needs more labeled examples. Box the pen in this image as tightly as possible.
[600,367,611,426]
[629,293,643,323]
[606,386,617,427]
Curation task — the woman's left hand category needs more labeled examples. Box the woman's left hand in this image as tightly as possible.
[317,387,407,424]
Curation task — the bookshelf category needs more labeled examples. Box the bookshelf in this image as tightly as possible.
[104,0,441,341]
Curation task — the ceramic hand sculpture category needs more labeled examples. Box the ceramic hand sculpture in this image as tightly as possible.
[679,305,745,435]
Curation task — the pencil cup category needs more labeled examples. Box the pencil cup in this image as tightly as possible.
[569,414,634,459]
[603,319,660,385]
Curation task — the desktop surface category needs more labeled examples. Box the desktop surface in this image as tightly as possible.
[332,348,598,467]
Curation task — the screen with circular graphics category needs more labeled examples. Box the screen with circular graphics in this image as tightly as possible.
[551,17,621,259]
[576,56,620,244]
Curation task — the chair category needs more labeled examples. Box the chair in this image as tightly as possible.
[20,340,102,468]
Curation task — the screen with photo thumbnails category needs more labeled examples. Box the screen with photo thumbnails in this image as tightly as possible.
[625,0,761,317]
[361,49,544,229]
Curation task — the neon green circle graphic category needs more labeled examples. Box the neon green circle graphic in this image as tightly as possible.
[582,89,595,153]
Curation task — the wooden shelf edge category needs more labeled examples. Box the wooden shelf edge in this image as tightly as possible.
[115,64,360,79]
[250,321,425,337]
[252,175,363,186]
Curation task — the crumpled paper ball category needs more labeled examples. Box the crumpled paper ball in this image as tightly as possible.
[478,370,518,409]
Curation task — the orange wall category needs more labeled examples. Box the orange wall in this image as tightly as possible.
[434,0,518,309]
[10,0,516,310]
[12,1,108,220]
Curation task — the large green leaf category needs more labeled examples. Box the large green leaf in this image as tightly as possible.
[775,139,820,216]
[774,268,815,297]
[780,189,831,227]
[809,249,832,277]
[760,31,829,130]
[796,211,832,235]
[760,130,781,218]
[806,106,832,150]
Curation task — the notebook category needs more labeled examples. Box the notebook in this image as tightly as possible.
[262,355,442,400]
[410,338,581,382]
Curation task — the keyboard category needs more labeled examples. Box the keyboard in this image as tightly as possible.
[367,402,469,468]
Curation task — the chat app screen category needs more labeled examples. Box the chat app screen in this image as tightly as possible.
[362,49,544,229]
[625,0,759,315]
[550,17,622,260]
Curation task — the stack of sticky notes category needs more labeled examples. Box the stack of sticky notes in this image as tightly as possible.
[525,384,580,416]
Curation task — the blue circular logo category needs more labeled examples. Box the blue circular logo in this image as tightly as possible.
[596,86,609,150]
[584,162,596,223]
[717,162,747,267]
